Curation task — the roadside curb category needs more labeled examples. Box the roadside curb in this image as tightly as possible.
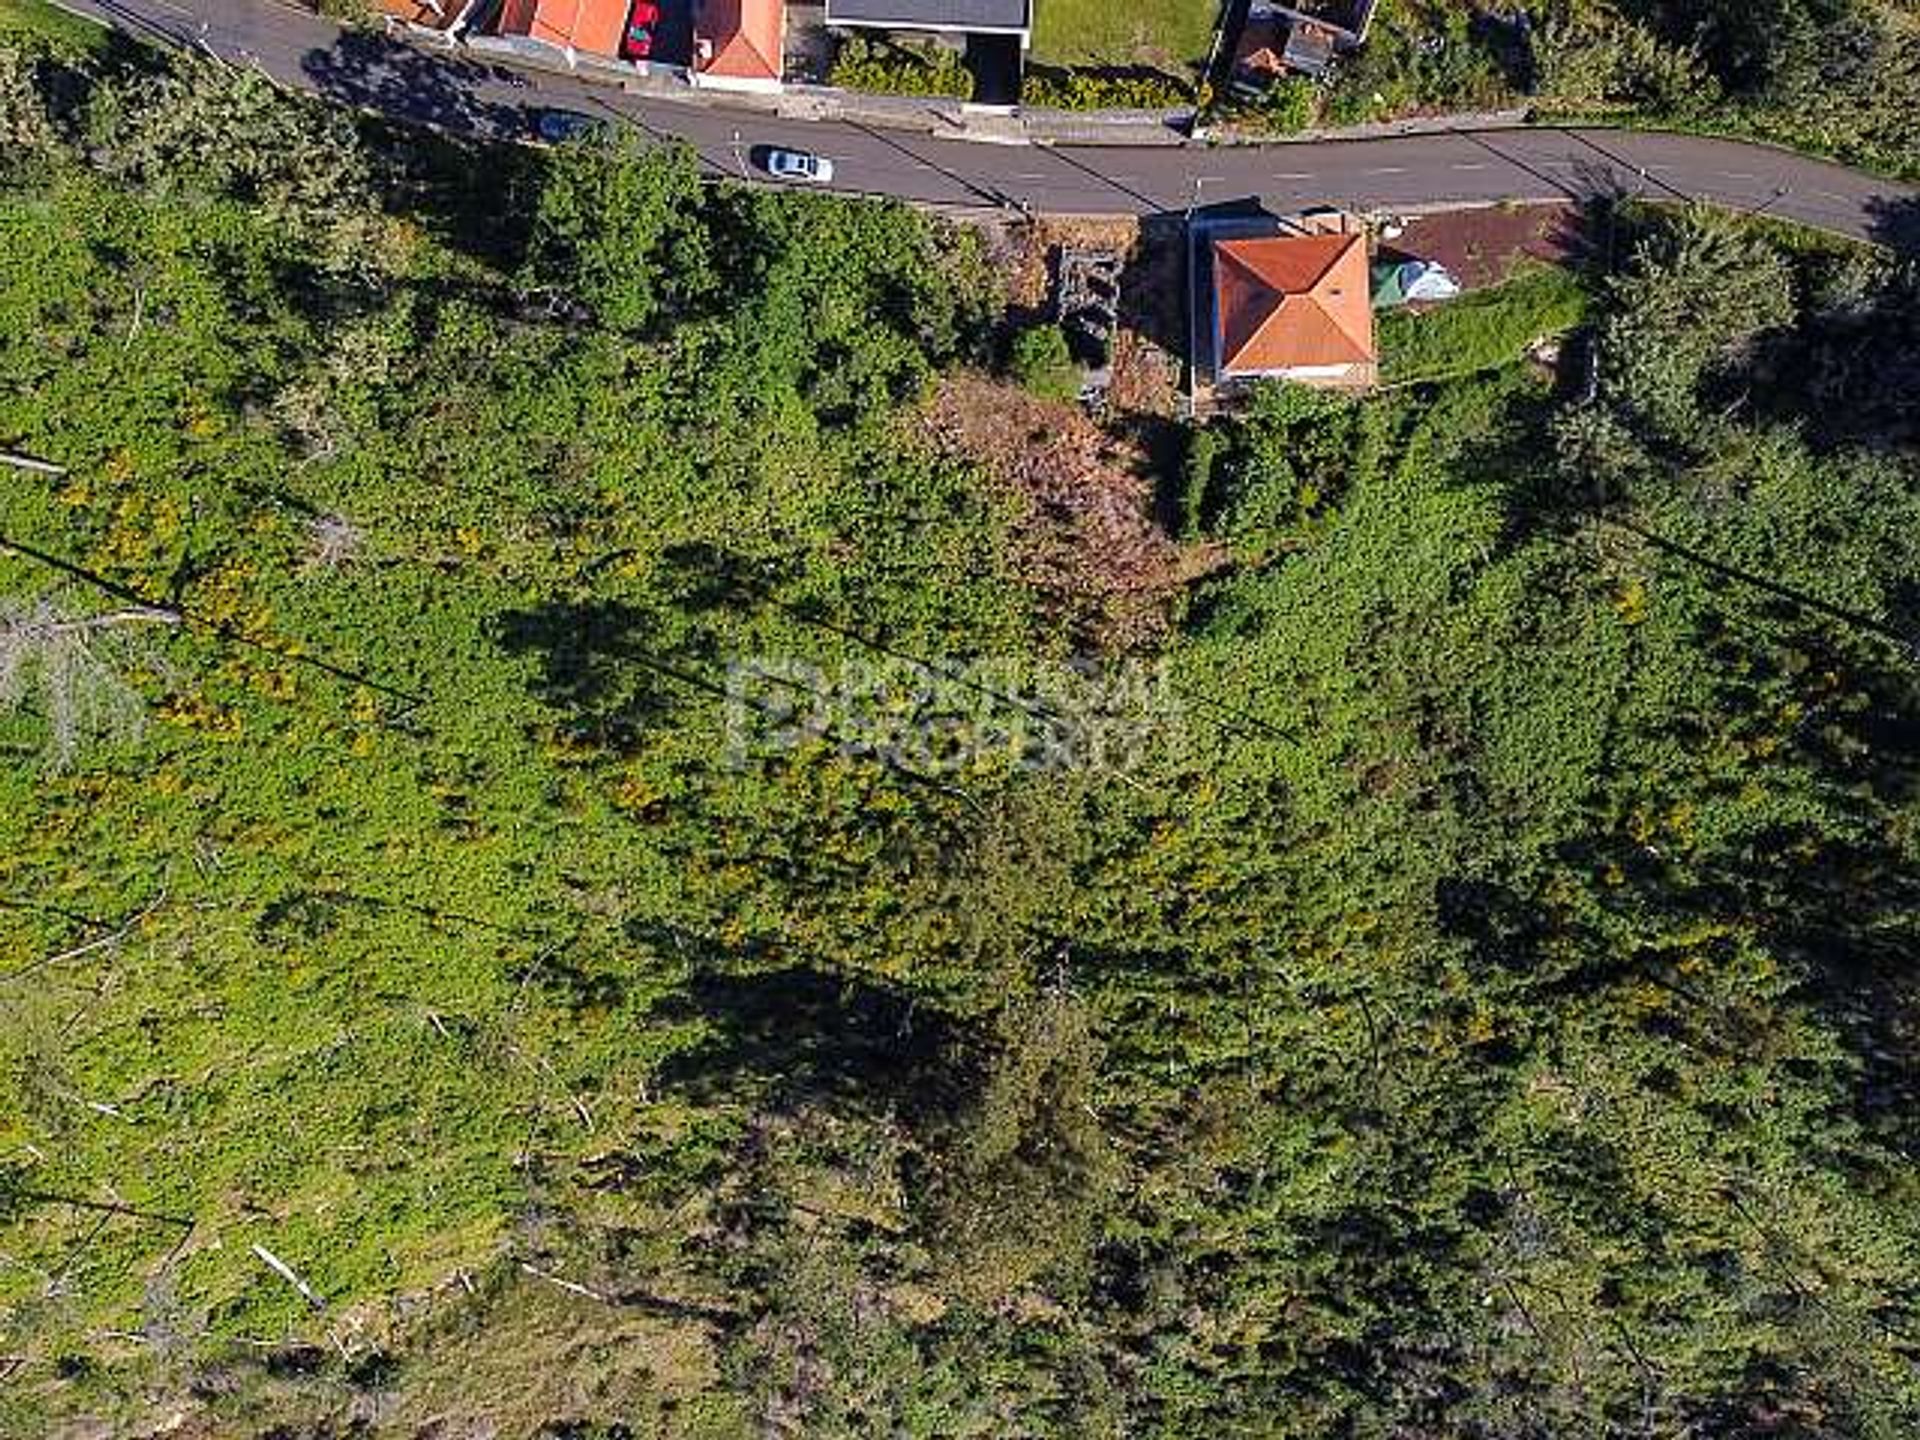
[1205,109,1535,147]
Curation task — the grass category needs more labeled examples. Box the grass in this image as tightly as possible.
[0,0,109,55]
[1029,0,1219,75]
[1377,263,1589,385]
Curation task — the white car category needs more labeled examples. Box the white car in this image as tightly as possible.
[761,148,836,185]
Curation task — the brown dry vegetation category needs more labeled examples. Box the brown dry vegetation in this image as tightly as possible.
[918,375,1221,649]
[990,215,1143,311]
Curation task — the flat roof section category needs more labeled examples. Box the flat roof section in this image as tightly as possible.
[824,0,1031,32]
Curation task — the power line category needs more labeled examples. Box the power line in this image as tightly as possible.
[0,530,431,720]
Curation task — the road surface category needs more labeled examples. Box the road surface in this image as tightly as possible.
[63,0,1920,243]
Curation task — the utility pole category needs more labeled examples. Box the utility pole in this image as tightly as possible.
[1184,177,1212,423]
[1186,174,1211,224]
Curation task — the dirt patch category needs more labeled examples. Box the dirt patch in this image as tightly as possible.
[1384,202,1586,289]
[990,214,1142,311]
[919,374,1221,649]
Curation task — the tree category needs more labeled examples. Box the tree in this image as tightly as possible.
[0,595,176,770]
[1588,208,1796,448]
[0,46,60,157]
[1530,6,1717,113]
[520,134,713,334]
[924,984,1116,1306]
[101,57,380,274]
[1177,424,1222,538]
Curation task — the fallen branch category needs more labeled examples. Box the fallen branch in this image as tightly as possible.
[2,887,169,984]
[45,606,183,635]
[0,452,65,477]
[252,1243,325,1310]
[123,286,146,352]
[519,1261,606,1303]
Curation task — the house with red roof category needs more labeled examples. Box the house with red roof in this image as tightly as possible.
[1211,232,1376,388]
[486,0,785,82]
[493,0,635,61]
[694,0,785,91]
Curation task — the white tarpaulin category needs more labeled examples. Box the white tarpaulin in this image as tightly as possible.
[1401,261,1463,302]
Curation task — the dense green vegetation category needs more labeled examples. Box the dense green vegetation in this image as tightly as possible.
[1529,0,1920,176]
[1229,0,1920,178]
[7,32,1920,1440]
[1021,64,1193,112]
[0,0,107,56]
[1006,323,1080,402]
[1377,264,1589,384]
[825,27,1197,109]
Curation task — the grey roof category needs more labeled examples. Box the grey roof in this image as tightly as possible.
[825,0,1032,30]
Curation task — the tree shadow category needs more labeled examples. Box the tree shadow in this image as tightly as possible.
[644,541,785,615]
[301,30,530,146]
[295,33,555,271]
[493,599,727,750]
[363,118,547,271]
[1119,213,1191,361]
[1745,269,1920,452]
[1474,7,1537,92]
[643,540,997,692]
[1865,193,1920,259]
[653,943,969,1125]
[255,885,537,944]
[1114,412,1193,533]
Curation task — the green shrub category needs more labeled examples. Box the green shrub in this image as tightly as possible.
[1179,425,1222,537]
[1320,3,1514,126]
[1238,74,1319,135]
[1007,323,1079,401]
[1377,263,1590,384]
[1021,66,1191,112]
[829,36,972,99]
[1530,10,1718,115]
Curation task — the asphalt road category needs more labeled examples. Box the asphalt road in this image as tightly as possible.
[64,0,1920,244]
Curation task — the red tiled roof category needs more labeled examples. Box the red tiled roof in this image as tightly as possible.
[697,0,784,82]
[500,0,631,57]
[1214,233,1374,375]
